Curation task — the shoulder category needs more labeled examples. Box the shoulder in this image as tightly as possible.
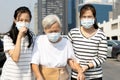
[3,35,12,41]
[62,37,72,44]
[68,28,79,35]
[35,35,47,42]
[69,28,79,32]
[4,35,10,39]
[97,28,107,40]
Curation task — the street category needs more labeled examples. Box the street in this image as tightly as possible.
[69,58,120,80]
[102,58,120,80]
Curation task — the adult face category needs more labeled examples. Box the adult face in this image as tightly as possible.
[44,22,61,43]
[80,10,95,29]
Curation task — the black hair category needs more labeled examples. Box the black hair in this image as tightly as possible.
[80,4,98,29]
[7,6,33,48]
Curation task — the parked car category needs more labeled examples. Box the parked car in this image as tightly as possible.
[0,39,6,74]
[112,43,120,61]
[107,40,120,58]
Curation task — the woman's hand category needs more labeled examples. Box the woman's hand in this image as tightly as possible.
[82,65,88,73]
[77,72,85,80]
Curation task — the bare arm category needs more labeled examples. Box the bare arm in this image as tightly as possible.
[31,64,44,80]
[8,27,27,62]
[68,59,85,80]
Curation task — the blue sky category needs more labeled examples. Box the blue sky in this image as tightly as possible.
[0,0,37,33]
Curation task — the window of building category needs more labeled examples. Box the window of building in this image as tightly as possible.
[112,36,118,40]
[100,27,103,31]
[111,23,118,30]
[107,37,110,40]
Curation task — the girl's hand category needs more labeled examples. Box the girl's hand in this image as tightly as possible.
[18,27,28,38]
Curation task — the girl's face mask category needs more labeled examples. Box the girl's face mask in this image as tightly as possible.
[16,22,30,30]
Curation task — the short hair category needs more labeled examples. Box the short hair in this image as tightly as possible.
[42,14,62,29]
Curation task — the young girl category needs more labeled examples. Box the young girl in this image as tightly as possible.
[1,6,34,80]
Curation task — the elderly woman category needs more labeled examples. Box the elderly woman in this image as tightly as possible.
[31,15,85,80]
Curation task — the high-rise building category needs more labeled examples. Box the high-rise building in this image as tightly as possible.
[78,0,84,4]
[34,3,38,35]
[112,0,120,19]
[38,0,68,34]
[68,0,76,31]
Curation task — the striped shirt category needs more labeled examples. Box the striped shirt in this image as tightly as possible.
[1,35,34,80]
[68,28,107,80]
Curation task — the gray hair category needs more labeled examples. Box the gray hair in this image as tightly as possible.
[42,14,62,29]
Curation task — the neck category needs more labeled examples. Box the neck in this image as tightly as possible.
[81,26,95,33]
[80,26,97,39]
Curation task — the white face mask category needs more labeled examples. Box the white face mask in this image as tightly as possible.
[16,22,30,30]
[80,18,94,29]
[47,32,61,43]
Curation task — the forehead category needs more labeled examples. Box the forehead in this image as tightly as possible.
[17,13,30,20]
[82,10,93,16]
[45,22,61,32]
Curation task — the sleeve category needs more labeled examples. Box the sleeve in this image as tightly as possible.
[3,35,15,52]
[31,36,40,65]
[91,36,107,68]
[67,30,73,43]
[67,40,79,63]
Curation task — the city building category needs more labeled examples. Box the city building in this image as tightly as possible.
[98,0,120,40]
[34,3,38,35]
[37,0,68,35]
[112,1,120,19]
[68,0,76,31]
[99,16,120,40]
[84,0,102,3]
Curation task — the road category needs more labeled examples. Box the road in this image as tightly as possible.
[102,58,120,80]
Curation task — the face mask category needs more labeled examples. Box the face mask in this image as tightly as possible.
[80,18,94,29]
[16,22,30,30]
[47,32,61,43]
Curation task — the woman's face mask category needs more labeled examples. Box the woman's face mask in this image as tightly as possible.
[47,32,61,43]
[80,18,95,29]
[16,22,30,30]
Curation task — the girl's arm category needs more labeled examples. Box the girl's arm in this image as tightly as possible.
[8,27,27,62]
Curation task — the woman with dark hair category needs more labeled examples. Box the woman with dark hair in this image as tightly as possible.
[68,4,107,80]
[1,6,34,80]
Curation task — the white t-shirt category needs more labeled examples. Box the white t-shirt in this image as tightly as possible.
[31,35,76,68]
[1,35,34,80]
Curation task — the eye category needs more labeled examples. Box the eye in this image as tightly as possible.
[82,16,94,18]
